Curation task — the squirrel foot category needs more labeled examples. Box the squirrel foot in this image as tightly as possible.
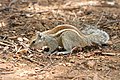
[56,50,71,55]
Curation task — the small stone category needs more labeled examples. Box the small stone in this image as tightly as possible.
[23,37,29,42]
[17,37,23,42]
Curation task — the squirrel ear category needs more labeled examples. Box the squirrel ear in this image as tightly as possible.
[35,31,40,34]
[36,31,43,38]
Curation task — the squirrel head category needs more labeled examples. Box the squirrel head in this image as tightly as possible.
[29,31,47,49]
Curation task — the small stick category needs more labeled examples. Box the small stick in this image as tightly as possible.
[0,71,14,75]
[96,13,104,26]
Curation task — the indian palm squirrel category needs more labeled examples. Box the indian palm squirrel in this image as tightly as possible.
[29,24,110,54]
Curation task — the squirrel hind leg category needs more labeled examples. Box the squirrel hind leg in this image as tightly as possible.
[60,31,81,54]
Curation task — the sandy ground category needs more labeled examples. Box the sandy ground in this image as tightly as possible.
[0,0,120,80]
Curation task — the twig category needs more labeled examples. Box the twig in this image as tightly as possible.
[0,71,14,75]
[0,40,13,46]
[15,46,22,54]
[22,55,39,64]
[101,52,116,56]
[96,13,104,26]
[0,42,11,46]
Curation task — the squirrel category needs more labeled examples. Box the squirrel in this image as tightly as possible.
[29,24,110,54]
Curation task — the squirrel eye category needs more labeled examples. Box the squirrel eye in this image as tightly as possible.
[32,41,35,44]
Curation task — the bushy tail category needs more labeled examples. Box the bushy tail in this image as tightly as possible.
[82,26,110,45]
